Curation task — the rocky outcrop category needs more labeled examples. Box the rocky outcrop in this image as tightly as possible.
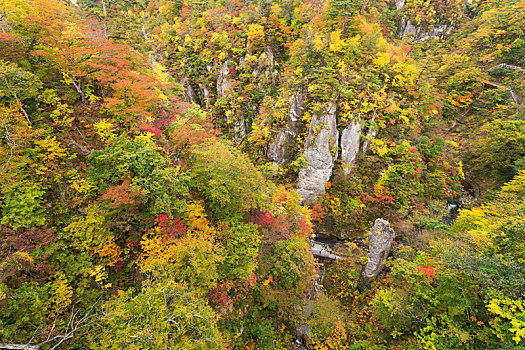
[399,18,417,38]
[267,130,296,164]
[485,63,524,72]
[230,118,247,146]
[296,102,339,203]
[200,84,211,109]
[217,61,233,98]
[340,119,362,175]
[361,112,379,154]
[363,219,396,278]
[267,93,305,164]
[217,60,246,145]
[340,112,381,175]
[420,24,452,41]
[181,75,197,105]
[252,46,277,90]
[397,2,453,41]
[399,18,452,41]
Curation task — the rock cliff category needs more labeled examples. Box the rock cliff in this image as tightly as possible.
[267,93,305,164]
[340,119,362,176]
[217,60,246,145]
[363,219,396,278]
[296,102,339,203]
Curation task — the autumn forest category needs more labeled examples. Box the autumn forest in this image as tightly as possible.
[0,0,524,349]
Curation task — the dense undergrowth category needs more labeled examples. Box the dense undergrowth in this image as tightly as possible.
[0,0,524,349]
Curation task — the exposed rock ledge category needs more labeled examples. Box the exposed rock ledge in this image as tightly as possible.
[363,219,396,278]
[267,93,305,164]
[217,60,246,145]
[340,119,363,175]
[296,102,338,203]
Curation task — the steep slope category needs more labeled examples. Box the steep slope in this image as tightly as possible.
[0,0,524,349]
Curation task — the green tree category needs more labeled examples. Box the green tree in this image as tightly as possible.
[1,180,47,230]
[219,221,262,281]
[88,135,189,216]
[190,140,268,219]
[91,279,225,350]
[0,60,42,126]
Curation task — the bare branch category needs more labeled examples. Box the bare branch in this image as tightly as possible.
[2,77,31,126]
[67,74,86,103]
[0,301,102,350]
[68,140,92,154]
[1,114,17,175]
[0,344,39,350]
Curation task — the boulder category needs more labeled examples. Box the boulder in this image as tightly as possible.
[296,102,338,203]
[363,219,396,278]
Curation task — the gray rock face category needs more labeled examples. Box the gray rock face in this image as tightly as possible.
[230,118,247,146]
[267,93,305,164]
[217,61,233,98]
[253,47,274,76]
[296,102,339,203]
[200,85,211,109]
[181,75,197,105]
[363,219,396,278]
[361,112,379,154]
[399,18,417,38]
[418,24,452,41]
[397,0,452,41]
[243,46,278,94]
[217,60,246,145]
[340,119,362,175]
[267,129,296,164]
[399,18,452,41]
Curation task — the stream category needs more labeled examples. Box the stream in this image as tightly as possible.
[294,200,460,348]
